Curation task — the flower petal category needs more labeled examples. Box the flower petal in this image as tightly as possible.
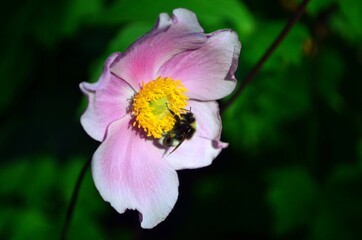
[92,116,179,229]
[165,100,228,170]
[80,53,135,142]
[158,30,241,101]
[110,8,207,90]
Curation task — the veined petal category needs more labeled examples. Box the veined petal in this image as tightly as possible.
[80,53,135,142]
[158,30,241,101]
[80,8,240,229]
[110,8,207,91]
[165,100,228,170]
[92,116,179,229]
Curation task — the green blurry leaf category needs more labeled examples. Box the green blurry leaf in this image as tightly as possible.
[30,1,69,48]
[103,0,254,35]
[12,209,52,240]
[242,21,309,71]
[0,3,35,115]
[307,0,337,16]
[316,48,345,111]
[311,164,362,240]
[222,89,277,150]
[179,0,255,36]
[0,159,28,195]
[0,156,57,203]
[0,157,58,238]
[331,0,362,45]
[224,20,310,150]
[0,0,103,115]
[358,138,362,169]
[62,0,103,36]
[0,156,110,239]
[266,167,318,236]
[192,176,222,199]
[31,0,103,48]
[222,63,311,150]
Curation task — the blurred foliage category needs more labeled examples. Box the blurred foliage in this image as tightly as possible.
[0,0,361,239]
[267,167,318,236]
[0,156,104,239]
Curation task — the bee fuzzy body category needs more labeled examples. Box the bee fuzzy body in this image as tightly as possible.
[160,108,196,154]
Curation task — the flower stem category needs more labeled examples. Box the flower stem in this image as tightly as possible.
[220,0,310,112]
[60,158,92,240]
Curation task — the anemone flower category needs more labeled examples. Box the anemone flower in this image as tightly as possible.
[80,8,241,229]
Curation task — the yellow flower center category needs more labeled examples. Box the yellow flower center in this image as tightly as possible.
[132,76,189,138]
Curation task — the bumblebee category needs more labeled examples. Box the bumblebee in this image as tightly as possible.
[160,108,197,154]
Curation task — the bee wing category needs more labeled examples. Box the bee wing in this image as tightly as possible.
[167,139,185,156]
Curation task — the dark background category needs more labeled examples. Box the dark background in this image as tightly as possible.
[1,0,361,239]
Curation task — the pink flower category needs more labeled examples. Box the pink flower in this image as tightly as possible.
[80,8,241,228]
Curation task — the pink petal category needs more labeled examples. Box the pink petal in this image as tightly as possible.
[110,8,207,91]
[172,8,204,33]
[92,116,179,229]
[80,53,135,142]
[165,100,228,170]
[158,30,241,101]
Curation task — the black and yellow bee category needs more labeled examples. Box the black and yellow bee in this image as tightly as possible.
[160,107,197,154]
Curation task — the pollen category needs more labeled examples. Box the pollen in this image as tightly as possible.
[132,76,189,138]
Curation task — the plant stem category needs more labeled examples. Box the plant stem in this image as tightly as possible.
[220,0,310,112]
[60,158,92,240]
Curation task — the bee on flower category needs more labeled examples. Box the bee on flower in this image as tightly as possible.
[80,8,241,228]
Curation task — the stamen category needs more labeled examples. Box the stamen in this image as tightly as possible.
[132,77,189,138]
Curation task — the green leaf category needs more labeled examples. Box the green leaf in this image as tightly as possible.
[311,164,362,240]
[192,176,223,199]
[222,89,279,150]
[0,156,108,239]
[0,3,35,114]
[331,0,362,44]
[316,48,345,111]
[307,0,337,16]
[31,0,103,48]
[266,167,318,236]
[242,21,309,71]
[27,1,68,48]
[103,0,255,36]
[12,209,53,240]
[358,138,362,169]
[62,0,103,36]
[222,62,311,151]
